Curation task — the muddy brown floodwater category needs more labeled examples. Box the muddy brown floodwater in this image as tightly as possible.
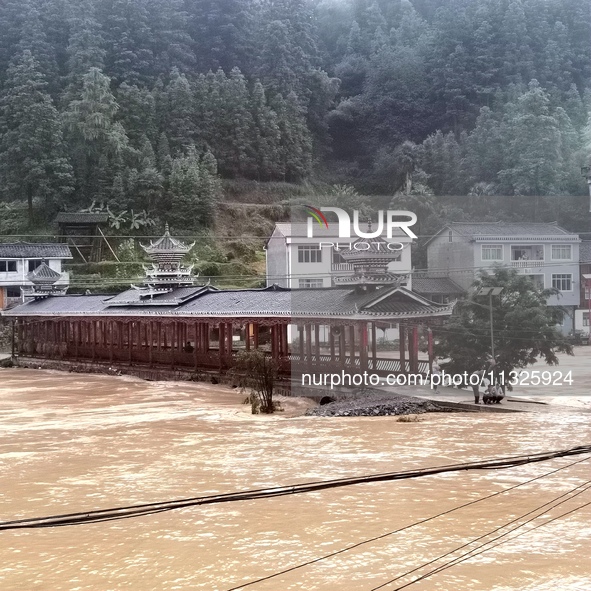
[1,368,591,591]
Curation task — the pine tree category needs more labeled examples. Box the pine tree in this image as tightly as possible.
[0,50,73,224]
[17,4,60,98]
[98,0,155,86]
[187,0,254,73]
[501,0,535,85]
[0,0,30,88]
[145,0,194,76]
[116,82,156,146]
[250,81,282,180]
[62,2,106,105]
[165,67,197,154]
[63,67,129,201]
[465,107,504,186]
[156,131,172,175]
[555,106,582,193]
[498,80,562,196]
[167,145,220,229]
[219,67,256,177]
[274,92,312,182]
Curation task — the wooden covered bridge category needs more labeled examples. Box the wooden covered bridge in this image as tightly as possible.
[2,226,454,379]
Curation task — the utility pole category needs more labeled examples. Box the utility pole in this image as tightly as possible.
[11,319,15,362]
[474,287,504,362]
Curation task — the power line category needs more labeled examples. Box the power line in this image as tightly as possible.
[220,455,591,591]
[373,479,591,591]
[0,446,590,532]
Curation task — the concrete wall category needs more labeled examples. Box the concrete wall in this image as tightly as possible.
[265,233,289,288]
[427,231,474,290]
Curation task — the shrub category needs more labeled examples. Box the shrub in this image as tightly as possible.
[232,349,279,414]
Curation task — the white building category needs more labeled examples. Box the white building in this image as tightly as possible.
[265,222,413,289]
[0,243,72,309]
[426,222,581,334]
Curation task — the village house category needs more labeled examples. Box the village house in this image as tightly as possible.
[265,222,413,289]
[0,243,72,310]
[426,222,581,335]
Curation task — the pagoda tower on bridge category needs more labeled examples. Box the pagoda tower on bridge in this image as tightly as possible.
[139,223,196,294]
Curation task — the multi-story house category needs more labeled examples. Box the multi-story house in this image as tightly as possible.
[265,222,413,289]
[0,243,73,309]
[426,222,581,334]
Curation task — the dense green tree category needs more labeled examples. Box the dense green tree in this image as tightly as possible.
[0,0,29,87]
[274,92,313,182]
[63,67,129,202]
[464,107,504,187]
[156,131,172,175]
[98,0,154,86]
[145,0,194,76]
[0,51,73,223]
[250,82,282,180]
[116,82,156,146]
[17,4,60,97]
[163,67,197,154]
[0,0,590,224]
[501,0,535,85]
[187,0,254,73]
[62,4,106,105]
[167,145,220,229]
[434,267,573,380]
[498,81,562,195]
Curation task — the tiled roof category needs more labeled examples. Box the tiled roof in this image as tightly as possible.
[3,285,452,320]
[273,222,409,240]
[105,285,211,306]
[140,223,194,256]
[412,277,465,295]
[0,242,73,259]
[27,263,62,284]
[580,241,591,263]
[449,222,573,237]
[55,212,109,224]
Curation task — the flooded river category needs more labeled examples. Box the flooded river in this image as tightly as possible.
[1,368,590,591]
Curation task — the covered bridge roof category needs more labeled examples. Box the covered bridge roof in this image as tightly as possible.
[3,284,454,321]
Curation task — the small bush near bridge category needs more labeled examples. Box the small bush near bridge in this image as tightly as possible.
[232,350,279,414]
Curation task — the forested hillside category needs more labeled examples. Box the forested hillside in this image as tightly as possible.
[1,0,590,233]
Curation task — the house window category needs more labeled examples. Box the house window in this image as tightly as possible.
[28,259,43,272]
[299,278,324,288]
[584,313,589,327]
[6,287,21,298]
[298,246,322,263]
[448,231,453,243]
[585,287,590,300]
[0,261,17,272]
[481,244,503,261]
[552,274,572,291]
[551,245,572,260]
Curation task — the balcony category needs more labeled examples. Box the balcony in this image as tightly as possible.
[511,260,544,268]
[331,263,354,272]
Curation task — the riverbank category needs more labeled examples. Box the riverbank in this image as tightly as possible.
[306,390,449,417]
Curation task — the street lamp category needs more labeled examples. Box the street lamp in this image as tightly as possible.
[581,165,591,213]
[473,286,504,360]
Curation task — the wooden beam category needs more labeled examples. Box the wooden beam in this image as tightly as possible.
[399,324,406,374]
[371,322,377,371]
